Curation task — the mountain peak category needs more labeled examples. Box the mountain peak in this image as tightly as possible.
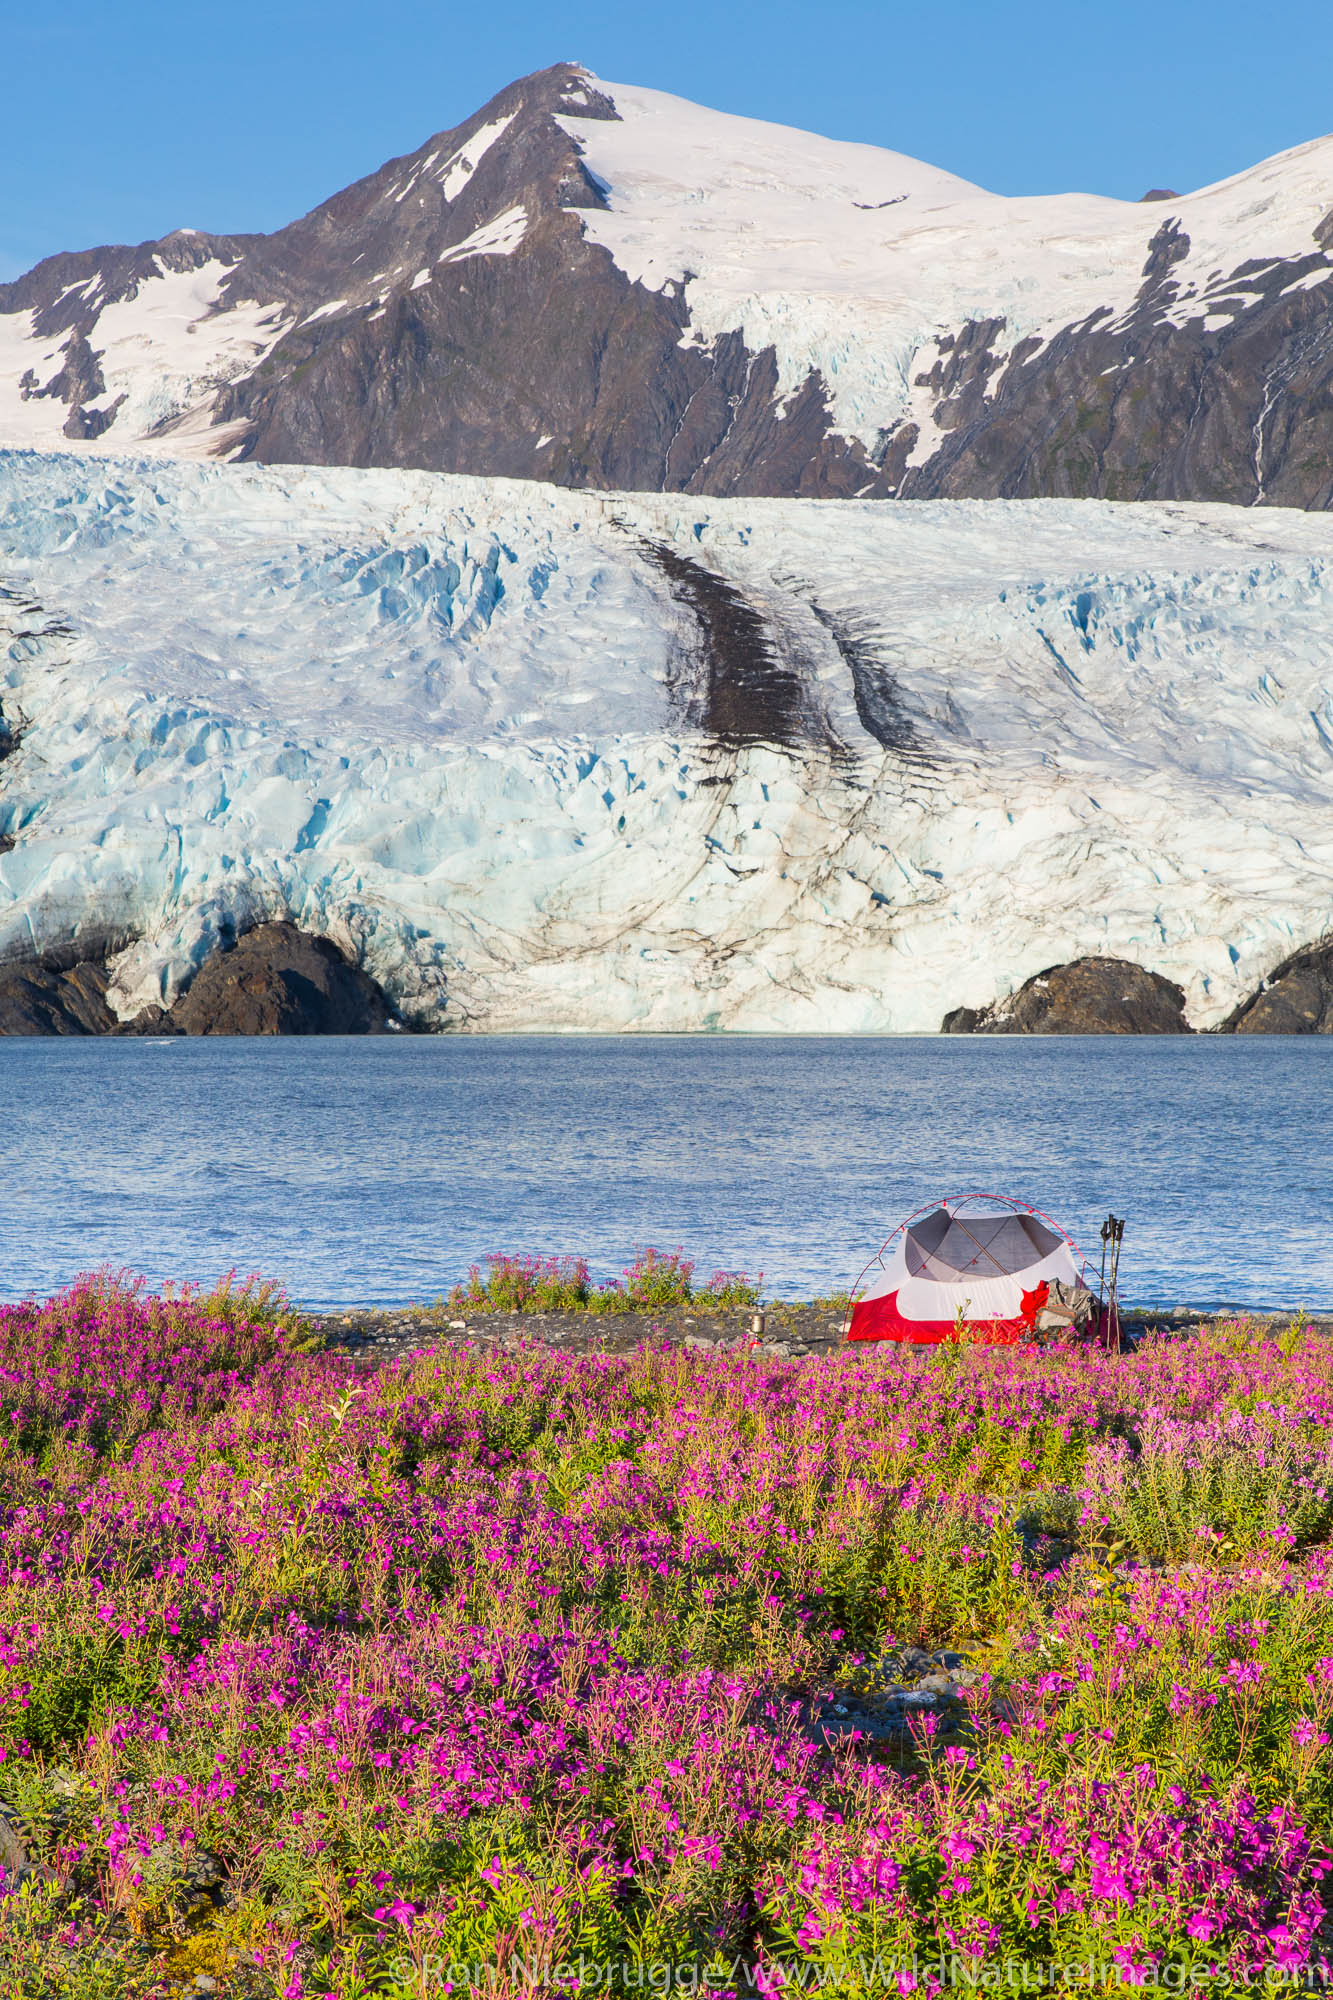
[2,74,1332,506]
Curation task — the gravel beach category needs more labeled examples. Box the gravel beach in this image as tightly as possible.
[312,1300,852,1367]
[309,1301,1333,1368]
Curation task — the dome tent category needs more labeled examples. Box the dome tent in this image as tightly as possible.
[846,1193,1087,1345]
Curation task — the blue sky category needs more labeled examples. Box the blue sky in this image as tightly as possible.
[4,0,1332,279]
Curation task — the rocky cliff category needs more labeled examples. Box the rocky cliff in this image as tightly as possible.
[0,924,395,1036]
[942,959,1192,1035]
[1221,939,1333,1033]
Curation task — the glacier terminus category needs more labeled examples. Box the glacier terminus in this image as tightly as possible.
[1,450,1331,1032]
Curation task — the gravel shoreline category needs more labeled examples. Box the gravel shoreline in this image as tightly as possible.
[309,1302,1333,1367]
[312,1300,851,1366]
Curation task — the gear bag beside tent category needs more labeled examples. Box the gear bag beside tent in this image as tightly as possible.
[846,1193,1099,1345]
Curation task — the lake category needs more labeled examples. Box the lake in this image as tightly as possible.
[2,1035,1330,1310]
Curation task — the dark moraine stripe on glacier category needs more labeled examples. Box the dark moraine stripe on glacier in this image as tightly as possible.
[639,541,834,751]
[801,597,931,763]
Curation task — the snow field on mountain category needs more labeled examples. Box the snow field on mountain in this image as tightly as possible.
[0,261,292,458]
[1,450,1331,1030]
[563,78,1333,457]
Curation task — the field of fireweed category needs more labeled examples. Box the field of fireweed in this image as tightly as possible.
[1,1281,1332,1998]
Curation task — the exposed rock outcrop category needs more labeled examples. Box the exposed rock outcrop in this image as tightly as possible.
[1221,939,1333,1033]
[942,957,1192,1034]
[0,924,397,1036]
[896,262,1333,510]
[0,959,116,1035]
[161,923,394,1035]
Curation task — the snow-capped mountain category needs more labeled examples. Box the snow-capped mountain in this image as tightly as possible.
[2,64,1332,505]
[2,450,1331,1031]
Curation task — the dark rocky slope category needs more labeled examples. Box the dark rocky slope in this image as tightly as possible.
[211,66,875,495]
[1,68,872,498]
[943,958,1192,1034]
[0,959,118,1035]
[0,924,395,1036]
[897,229,1333,510]
[1220,938,1333,1033]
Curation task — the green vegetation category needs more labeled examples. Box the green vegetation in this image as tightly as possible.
[445,1247,763,1315]
[2,1281,1332,1996]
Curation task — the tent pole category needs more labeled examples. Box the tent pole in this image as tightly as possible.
[949,1213,1015,1278]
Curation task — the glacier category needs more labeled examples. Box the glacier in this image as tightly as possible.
[1,447,1332,1031]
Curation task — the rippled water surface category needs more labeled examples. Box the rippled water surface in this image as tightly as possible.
[2,1036,1330,1309]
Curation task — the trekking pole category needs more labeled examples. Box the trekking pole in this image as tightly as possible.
[1109,1217,1125,1351]
[1099,1217,1112,1347]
